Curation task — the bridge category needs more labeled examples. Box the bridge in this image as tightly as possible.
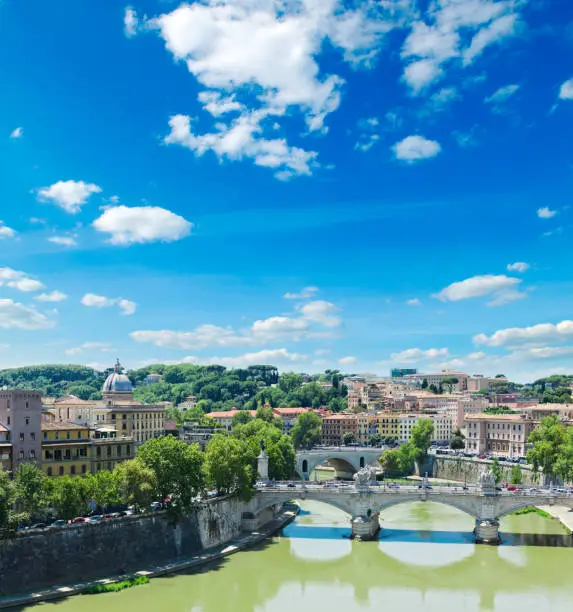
[294,447,382,480]
[247,470,573,543]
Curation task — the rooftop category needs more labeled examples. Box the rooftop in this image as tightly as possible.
[42,422,88,431]
[465,413,525,421]
[273,407,311,415]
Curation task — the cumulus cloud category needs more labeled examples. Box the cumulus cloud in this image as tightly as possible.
[93,205,192,245]
[0,268,44,292]
[37,180,102,214]
[9,127,23,139]
[339,356,357,365]
[406,298,422,306]
[81,293,137,316]
[537,207,557,219]
[65,342,115,356]
[299,300,341,327]
[124,6,138,37]
[48,235,77,247]
[284,286,319,300]
[474,320,573,347]
[0,222,16,239]
[392,135,441,162]
[35,291,68,303]
[0,299,55,330]
[434,274,524,306]
[559,78,573,100]
[389,347,449,364]
[507,261,529,273]
[183,348,307,368]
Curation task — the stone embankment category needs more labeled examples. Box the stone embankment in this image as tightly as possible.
[432,456,538,485]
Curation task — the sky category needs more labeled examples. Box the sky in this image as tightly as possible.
[1,0,573,382]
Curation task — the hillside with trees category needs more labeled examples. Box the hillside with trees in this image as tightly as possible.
[0,364,348,413]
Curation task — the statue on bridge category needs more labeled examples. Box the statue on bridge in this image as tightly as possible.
[479,469,497,495]
[354,466,375,490]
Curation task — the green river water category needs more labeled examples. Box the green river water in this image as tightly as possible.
[26,499,573,612]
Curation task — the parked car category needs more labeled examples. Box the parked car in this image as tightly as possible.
[70,517,87,524]
[29,523,48,530]
[50,520,68,528]
[151,502,163,511]
[87,515,103,523]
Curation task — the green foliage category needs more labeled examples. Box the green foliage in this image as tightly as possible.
[513,507,551,518]
[232,410,254,428]
[50,476,91,520]
[14,463,51,520]
[85,470,122,511]
[527,415,567,482]
[379,446,414,477]
[450,428,465,450]
[441,377,459,393]
[204,435,254,498]
[484,406,516,414]
[343,432,356,446]
[278,372,303,394]
[291,412,322,450]
[490,458,503,484]
[510,464,523,485]
[421,378,428,389]
[409,419,434,462]
[137,436,205,511]
[85,576,150,594]
[369,434,383,447]
[114,459,157,512]
[0,470,21,531]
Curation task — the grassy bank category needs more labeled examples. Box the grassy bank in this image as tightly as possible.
[512,507,553,519]
[85,576,150,594]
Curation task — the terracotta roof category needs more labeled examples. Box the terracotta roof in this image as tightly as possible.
[206,410,257,419]
[273,407,311,415]
[164,419,178,430]
[42,422,88,431]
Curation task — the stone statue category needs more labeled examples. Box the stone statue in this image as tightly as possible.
[354,466,374,489]
[260,439,266,453]
[479,469,496,494]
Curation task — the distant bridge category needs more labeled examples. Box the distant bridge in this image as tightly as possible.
[294,447,382,480]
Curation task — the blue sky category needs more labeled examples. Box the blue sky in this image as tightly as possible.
[1,0,573,382]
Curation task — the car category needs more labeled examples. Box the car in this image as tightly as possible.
[87,515,103,523]
[287,482,296,488]
[29,523,48,530]
[151,502,163,511]
[50,520,68,528]
[70,517,87,524]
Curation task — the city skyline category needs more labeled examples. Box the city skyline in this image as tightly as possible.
[1,1,573,382]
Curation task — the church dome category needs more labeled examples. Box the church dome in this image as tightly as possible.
[103,359,133,394]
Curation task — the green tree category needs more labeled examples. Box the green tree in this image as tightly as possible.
[115,459,157,512]
[421,378,428,389]
[410,418,434,463]
[450,428,465,450]
[491,458,503,484]
[85,470,122,512]
[555,426,573,483]
[137,436,205,510]
[14,463,51,520]
[369,433,382,447]
[50,476,91,520]
[255,405,276,423]
[379,445,414,477]
[527,414,567,484]
[204,435,255,498]
[0,470,21,530]
[278,372,303,394]
[232,410,253,428]
[343,432,356,446]
[441,377,459,394]
[510,464,523,485]
[291,412,322,450]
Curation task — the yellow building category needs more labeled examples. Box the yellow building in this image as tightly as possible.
[41,422,91,477]
[91,426,135,472]
[376,413,400,439]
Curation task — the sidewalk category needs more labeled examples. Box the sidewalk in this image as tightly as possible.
[536,504,573,533]
[0,509,298,610]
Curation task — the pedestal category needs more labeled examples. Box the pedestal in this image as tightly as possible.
[351,512,380,540]
[257,450,269,481]
[474,519,500,544]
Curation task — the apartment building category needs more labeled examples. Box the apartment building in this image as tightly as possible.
[320,414,358,446]
[402,371,469,391]
[398,413,452,444]
[41,422,91,477]
[272,407,311,433]
[0,390,42,470]
[464,414,534,458]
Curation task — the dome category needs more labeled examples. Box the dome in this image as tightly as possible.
[102,359,133,395]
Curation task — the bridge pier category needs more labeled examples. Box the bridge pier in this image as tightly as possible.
[474,518,500,544]
[351,512,380,541]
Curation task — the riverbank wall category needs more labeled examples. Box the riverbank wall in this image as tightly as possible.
[0,496,248,597]
[432,456,538,485]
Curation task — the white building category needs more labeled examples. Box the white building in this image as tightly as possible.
[402,371,469,392]
[397,413,452,444]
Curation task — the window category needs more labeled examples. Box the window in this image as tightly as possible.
[19,433,24,441]
[59,466,64,476]
[77,431,82,439]
[122,423,126,430]
[7,416,10,425]
[96,447,101,457]
[25,417,30,425]
[70,465,76,475]
[44,432,47,440]
[81,464,87,474]
[127,445,131,456]
[55,432,60,440]
[107,446,112,457]
[25,401,29,409]
[47,467,52,476]
[30,432,35,441]
[64,450,71,460]
[45,450,53,459]
[67,432,71,440]
[30,450,36,459]
[55,450,62,460]
[122,414,127,420]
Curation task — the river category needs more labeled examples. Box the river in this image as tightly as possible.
[31,501,573,612]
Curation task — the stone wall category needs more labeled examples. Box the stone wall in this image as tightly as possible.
[432,456,538,486]
[0,496,247,597]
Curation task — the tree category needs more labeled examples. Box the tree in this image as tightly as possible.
[527,414,567,484]
[343,432,356,446]
[204,435,255,498]
[291,412,322,450]
[369,433,382,447]
[555,426,573,483]
[410,418,434,463]
[491,458,503,484]
[510,464,523,485]
[421,378,428,389]
[255,405,276,423]
[450,428,465,450]
[85,470,122,512]
[14,463,51,520]
[115,459,157,512]
[441,377,459,394]
[232,410,253,428]
[137,436,205,511]
[50,476,91,520]
[278,372,303,394]
[379,445,414,477]
[0,470,21,531]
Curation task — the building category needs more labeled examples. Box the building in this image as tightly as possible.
[397,413,452,444]
[205,409,257,432]
[272,407,311,433]
[144,374,163,386]
[464,413,534,458]
[467,375,505,392]
[402,371,469,392]
[41,422,91,477]
[90,431,134,473]
[320,414,357,446]
[178,395,198,409]
[391,368,417,378]
[0,424,11,471]
[0,390,42,470]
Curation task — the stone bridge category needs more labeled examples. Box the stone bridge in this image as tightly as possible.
[247,473,573,543]
[295,447,382,480]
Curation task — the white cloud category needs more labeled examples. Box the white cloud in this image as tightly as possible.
[65,341,114,356]
[510,346,573,360]
[406,298,422,306]
[339,356,357,365]
[131,326,255,350]
[299,300,341,328]
[467,351,487,360]
[93,205,192,245]
[453,126,479,148]
[537,207,557,219]
[402,59,444,94]
[486,288,527,307]
[37,180,102,214]
[0,268,44,292]
[194,348,307,368]
[81,293,136,316]
[284,286,319,300]
[389,347,449,364]
[434,274,522,304]
[124,6,138,37]
[506,261,529,273]
[35,290,68,303]
[484,83,519,104]
[474,320,573,348]
[462,13,520,65]
[559,78,573,100]
[0,222,16,239]
[354,133,380,153]
[9,127,23,139]
[392,135,441,162]
[0,299,55,330]
[428,86,460,112]
[48,235,77,247]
